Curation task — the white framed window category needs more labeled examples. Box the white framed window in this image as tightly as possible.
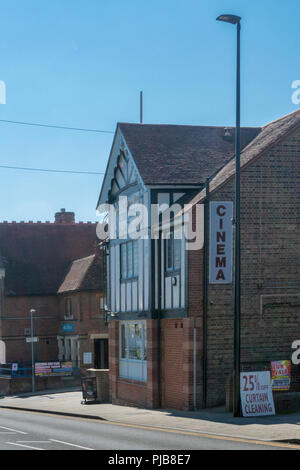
[166,233,181,272]
[119,321,147,381]
[120,240,139,280]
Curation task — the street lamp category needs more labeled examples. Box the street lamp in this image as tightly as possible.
[216,13,242,417]
[30,309,36,393]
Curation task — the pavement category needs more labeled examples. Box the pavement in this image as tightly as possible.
[0,388,299,443]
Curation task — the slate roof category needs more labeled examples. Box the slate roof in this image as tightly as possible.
[119,123,261,185]
[189,109,300,205]
[0,222,98,296]
[58,254,103,294]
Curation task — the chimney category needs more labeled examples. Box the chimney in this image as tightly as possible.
[55,208,75,224]
[223,127,234,142]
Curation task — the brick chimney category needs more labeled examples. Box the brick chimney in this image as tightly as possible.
[55,208,75,224]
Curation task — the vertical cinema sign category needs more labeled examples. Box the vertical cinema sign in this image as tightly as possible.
[209,201,233,284]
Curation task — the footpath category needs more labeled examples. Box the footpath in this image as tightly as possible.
[0,388,299,443]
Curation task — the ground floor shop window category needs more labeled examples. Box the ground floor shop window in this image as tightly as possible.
[119,321,147,381]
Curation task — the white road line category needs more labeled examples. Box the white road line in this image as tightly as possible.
[6,442,44,450]
[0,426,27,434]
[17,441,50,443]
[49,439,93,450]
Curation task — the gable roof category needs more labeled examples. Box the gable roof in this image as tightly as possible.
[119,123,261,185]
[189,109,300,206]
[0,222,98,296]
[58,254,103,294]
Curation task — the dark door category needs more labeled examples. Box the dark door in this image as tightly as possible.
[94,339,109,369]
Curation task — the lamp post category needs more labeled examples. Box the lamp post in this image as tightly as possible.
[216,14,242,417]
[30,309,36,393]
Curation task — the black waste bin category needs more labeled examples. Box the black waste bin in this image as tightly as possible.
[81,376,97,404]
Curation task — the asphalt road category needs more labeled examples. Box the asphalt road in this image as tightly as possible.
[0,408,294,451]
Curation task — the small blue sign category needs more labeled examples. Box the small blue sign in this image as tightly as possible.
[62,323,74,332]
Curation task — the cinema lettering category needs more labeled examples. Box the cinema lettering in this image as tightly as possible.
[209,201,233,284]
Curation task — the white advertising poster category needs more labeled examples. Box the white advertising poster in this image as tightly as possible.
[209,201,233,284]
[83,352,92,365]
[240,371,275,417]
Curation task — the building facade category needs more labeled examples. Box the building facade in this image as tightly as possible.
[98,122,270,409]
[0,209,107,371]
[57,252,108,370]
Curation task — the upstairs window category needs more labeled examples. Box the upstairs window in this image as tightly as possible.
[120,240,138,280]
[65,298,72,318]
[166,233,181,272]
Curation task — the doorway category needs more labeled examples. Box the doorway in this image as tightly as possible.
[94,339,109,369]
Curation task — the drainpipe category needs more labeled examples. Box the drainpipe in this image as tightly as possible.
[193,321,197,410]
[151,189,162,408]
[202,178,210,409]
[157,236,162,409]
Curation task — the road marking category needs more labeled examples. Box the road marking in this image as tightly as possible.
[17,441,50,443]
[49,439,93,450]
[6,442,44,450]
[3,408,299,450]
[0,425,27,435]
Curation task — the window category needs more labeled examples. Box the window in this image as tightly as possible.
[65,298,72,318]
[120,240,138,280]
[119,321,147,381]
[165,233,181,272]
[120,322,146,361]
[99,296,106,312]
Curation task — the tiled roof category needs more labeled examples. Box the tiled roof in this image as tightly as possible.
[0,252,4,273]
[189,109,300,205]
[119,123,261,185]
[0,222,98,295]
[58,254,103,293]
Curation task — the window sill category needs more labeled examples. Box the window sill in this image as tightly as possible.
[118,376,147,385]
[120,277,138,283]
[120,359,147,364]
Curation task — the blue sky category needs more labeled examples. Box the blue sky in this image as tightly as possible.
[0,0,299,222]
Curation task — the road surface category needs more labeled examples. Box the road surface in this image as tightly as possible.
[0,408,294,450]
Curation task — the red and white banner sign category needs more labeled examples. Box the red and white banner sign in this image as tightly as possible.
[240,371,275,417]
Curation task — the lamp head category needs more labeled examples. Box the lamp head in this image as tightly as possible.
[216,14,241,24]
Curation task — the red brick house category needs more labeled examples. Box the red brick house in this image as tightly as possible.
[0,209,107,370]
[57,252,108,370]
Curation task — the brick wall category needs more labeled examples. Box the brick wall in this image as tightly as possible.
[1,295,59,363]
[108,319,159,409]
[195,126,300,407]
